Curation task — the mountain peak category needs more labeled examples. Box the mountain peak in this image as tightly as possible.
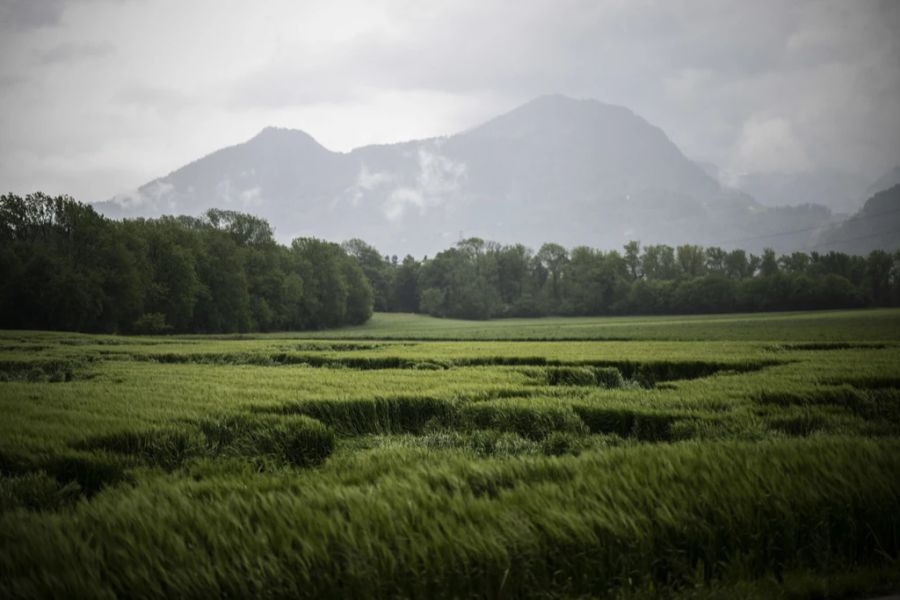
[524,93,582,106]
[464,94,641,141]
[514,94,637,120]
[254,125,301,137]
[98,95,827,257]
[523,93,629,112]
[249,126,327,150]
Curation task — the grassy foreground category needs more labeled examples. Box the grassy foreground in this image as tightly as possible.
[2,309,900,598]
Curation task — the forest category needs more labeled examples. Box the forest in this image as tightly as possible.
[0,193,372,333]
[358,237,900,320]
[2,192,898,332]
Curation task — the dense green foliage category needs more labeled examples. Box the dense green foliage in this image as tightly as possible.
[0,193,373,333]
[1,311,900,597]
[3,192,898,330]
[359,238,900,320]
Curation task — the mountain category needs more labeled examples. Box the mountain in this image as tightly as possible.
[95,95,833,256]
[97,127,352,223]
[693,160,721,183]
[864,166,900,199]
[813,184,900,255]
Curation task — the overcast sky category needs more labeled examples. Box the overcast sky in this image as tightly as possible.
[1,0,898,202]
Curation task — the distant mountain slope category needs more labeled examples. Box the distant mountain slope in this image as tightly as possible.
[95,95,833,256]
[864,166,900,199]
[97,127,353,222]
[814,184,900,254]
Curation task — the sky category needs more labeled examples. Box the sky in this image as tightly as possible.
[1,0,898,203]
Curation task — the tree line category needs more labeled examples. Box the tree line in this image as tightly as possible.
[346,238,900,320]
[2,193,898,333]
[0,193,372,333]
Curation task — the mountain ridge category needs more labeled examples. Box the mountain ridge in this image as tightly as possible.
[815,184,900,254]
[95,95,838,256]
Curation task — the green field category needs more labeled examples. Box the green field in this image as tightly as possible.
[2,309,900,598]
[243,308,900,341]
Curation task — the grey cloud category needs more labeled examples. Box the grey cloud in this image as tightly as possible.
[230,1,871,103]
[3,0,900,204]
[381,146,467,221]
[230,60,360,107]
[0,73,27,90]
[114,84,191,114]
[224,0,900,178]
[0,0,66,31]
[37,40,115,64]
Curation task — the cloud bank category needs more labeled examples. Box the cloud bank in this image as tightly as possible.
[1,0,898,202]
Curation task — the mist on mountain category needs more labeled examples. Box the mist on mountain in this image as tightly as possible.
[96,95,846,257]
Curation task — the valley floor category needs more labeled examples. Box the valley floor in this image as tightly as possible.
[2,309,900,598]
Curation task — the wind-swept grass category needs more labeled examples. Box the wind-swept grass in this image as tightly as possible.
[2,438,899,598]
[1,309,899,597]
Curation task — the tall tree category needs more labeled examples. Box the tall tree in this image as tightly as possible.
[623,241,642,280]
[343,238,394,312]
[536,243,569,307]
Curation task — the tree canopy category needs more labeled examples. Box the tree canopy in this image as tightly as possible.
[2,192,898,332]
[0,193,372,333]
